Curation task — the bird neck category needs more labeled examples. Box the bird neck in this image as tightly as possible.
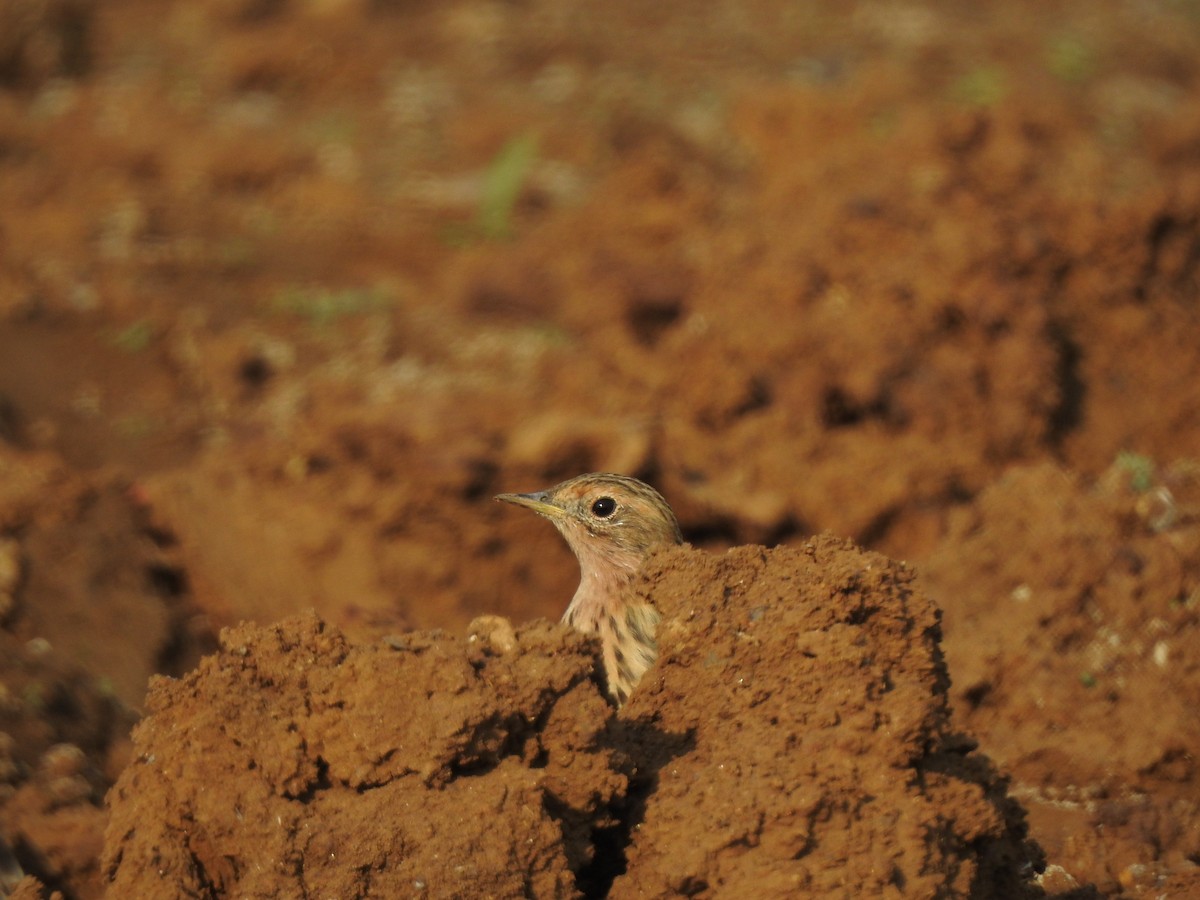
[561,545,641,632]
[562,551,660,706]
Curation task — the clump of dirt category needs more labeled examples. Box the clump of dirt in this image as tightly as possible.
[6,876,63,899]
[0,446,149,897]
[614,538,1039,898]
[102,612,623,897]
[132,420,557,640]
[0,0,94,89]
[0,444,215,709]
[0,628,137,899]
[921,462,1200,896]
[102,537,1040,897]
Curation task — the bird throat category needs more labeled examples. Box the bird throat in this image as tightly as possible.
[562,554,659,706]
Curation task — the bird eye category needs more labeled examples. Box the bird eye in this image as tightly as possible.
[590,497,617,518]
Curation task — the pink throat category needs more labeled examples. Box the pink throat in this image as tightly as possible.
[560,540,640,631]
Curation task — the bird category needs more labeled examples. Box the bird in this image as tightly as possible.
[495,473,682,705]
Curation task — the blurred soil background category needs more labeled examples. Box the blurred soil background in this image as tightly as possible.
[0,0,1199,896]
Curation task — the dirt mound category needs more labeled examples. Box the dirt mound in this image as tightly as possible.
[922,462,1200,895]
[0,445,214,709]
[615,539,1039,897]
[3,0,1200,895]
[0,627,136,899]
[102,537,1040,897]
[103,613,622,898]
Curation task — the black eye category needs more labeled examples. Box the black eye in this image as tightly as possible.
[591,497,617,518]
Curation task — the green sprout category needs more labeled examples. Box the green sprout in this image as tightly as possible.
[444,132,539,245]
[112,320,154,352]
[1046,34,1096,84]
[477,132,538,240]
[270,285,393,325]
[1115,451,1156,493]
[951,66,1007,107]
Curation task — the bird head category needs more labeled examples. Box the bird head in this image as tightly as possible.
[495,472,681,576]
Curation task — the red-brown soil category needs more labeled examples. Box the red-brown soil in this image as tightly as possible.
[2,0,1200,897]
[102,541,1040,898]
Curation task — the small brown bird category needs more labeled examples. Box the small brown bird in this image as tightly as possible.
[495,473,682,705]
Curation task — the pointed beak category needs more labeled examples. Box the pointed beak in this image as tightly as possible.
[494,490,567,521]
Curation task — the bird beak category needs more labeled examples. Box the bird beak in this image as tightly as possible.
[494,490,567,521]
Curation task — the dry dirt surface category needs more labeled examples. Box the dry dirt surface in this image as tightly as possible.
[1,0,1200,897]
[102,540,1039,898]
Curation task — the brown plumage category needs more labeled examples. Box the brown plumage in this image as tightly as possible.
[495,473,682,705]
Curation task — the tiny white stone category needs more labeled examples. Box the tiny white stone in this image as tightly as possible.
[1152,641,1169,668]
